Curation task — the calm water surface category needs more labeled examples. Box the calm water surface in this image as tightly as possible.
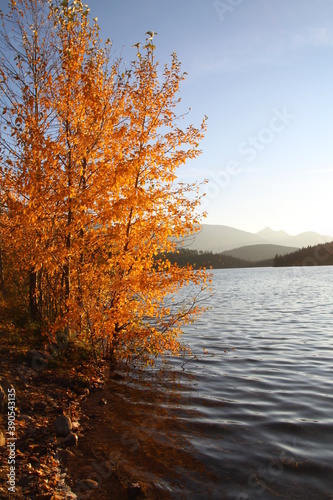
[101,267,333,499]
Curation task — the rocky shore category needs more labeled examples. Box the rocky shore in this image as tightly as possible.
[0,328,146,499]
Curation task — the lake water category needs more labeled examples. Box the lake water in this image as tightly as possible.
[99,267,333,499]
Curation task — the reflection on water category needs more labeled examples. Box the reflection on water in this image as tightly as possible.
[94,367,220,498]
[88,267,333,499]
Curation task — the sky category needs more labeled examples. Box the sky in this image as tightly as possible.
[2,0,333,236]
[89,0,333,236]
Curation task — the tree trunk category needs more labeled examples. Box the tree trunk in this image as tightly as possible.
[29,269,38,320]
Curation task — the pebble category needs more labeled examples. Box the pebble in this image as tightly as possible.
[54,415,72,437]
[72,420,80,431]
[63,432,78,447]
[78,478,99,490]
[58,449,76,463]
[26,349,49,370]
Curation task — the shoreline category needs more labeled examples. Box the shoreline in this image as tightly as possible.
[0,328,146,499]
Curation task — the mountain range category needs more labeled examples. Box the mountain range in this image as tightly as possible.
[182,225,333,261]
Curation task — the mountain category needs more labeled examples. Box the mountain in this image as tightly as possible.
[184,224,333,253]
[256,227,290,244]
[255,227,333,248]
[182,225,269,253]
[288,231,333,248]
[223,244,299,262]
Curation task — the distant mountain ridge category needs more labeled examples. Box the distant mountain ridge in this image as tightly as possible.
[185,224,333,254]
[254,227,333,249]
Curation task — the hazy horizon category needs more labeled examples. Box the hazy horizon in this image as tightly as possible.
[200,223,333,238]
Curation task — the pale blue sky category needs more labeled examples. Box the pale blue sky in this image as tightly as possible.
[91,0,333,236]
[2,0,333,235]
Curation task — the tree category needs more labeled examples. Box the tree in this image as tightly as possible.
[0,0,55,317]
[0,0,209,365]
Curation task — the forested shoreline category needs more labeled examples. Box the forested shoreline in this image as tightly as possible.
[162,249,273,268]
[163,243,333,269]
[273,242,333,267]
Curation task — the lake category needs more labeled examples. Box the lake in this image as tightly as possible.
[97,267,333,499]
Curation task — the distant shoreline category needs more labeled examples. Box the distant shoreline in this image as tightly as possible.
[163,241,333,269]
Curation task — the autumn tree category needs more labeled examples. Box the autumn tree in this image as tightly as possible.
[0,0,55,316]
[0,0,209,365]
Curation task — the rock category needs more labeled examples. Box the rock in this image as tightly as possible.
[99,398,107,405]
[71,421,80,431]
[63,432,78,447]
[0,431,6,447]
[54,415,72,437]
[127,482,142,499]
[58,449,75,463]
[26,349,49,370]
[78,478,99,490]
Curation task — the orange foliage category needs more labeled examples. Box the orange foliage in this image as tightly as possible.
[0,0,210,364]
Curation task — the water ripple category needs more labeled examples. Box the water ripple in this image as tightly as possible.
[98,267,333,499]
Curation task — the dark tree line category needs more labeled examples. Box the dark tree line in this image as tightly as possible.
[273,242,333,267]
[162,249,256,269]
